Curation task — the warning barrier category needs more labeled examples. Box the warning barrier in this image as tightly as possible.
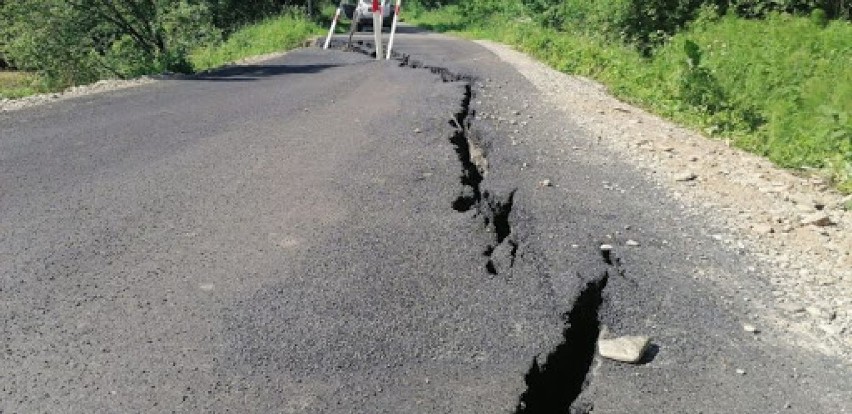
[323,6,342,50]
[386,0,402,59]
[373,0,384,60]
[324,0,401,60]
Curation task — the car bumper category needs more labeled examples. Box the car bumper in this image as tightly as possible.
[357,9,392,23]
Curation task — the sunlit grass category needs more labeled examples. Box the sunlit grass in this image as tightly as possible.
[190,13,324,72]
[0,70,43,99]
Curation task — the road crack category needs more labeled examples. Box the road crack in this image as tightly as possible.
[516,273,608,414]
[320,38,618,412]
[325,39,520,275]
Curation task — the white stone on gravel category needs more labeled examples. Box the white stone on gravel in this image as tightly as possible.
[752,224,775,234]
[805,306,836,320]
[674,172,698,182]
[598,335,651,363]
[778,303,805,313]
[818,324,844,336]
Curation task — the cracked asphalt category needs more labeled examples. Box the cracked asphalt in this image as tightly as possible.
[2,26,849,413]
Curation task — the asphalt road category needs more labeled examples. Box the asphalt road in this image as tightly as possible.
[2,26,849,413]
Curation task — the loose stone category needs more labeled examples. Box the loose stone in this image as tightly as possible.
[674,172,698,182]
[800,213,833,227]
[742,324,759,333]
[598,335,651,363]
[752,224,774,234]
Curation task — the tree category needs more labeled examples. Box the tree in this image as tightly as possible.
[0,0,221,85]
[0,0,328,85]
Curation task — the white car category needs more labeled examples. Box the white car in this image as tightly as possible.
[353,0,394,31]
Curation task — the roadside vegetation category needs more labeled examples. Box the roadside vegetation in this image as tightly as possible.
[408,0,852,192]
[190,12,322,72]
[0,1,330,98]
[0,70,42,99]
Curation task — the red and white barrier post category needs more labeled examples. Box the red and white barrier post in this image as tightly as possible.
[373,0,384,60]
[323,6,343,49]
[386,0,402,59]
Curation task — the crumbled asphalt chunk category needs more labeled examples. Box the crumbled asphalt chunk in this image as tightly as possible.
[598,335,651,364]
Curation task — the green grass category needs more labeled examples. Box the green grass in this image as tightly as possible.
[3,13,325,100]
[190,13,324,72]
[409,8,852,192]
[0,70,44,99]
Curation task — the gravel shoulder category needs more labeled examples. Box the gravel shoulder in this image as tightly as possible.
[0,77,157,113]
[0,46,315,113]
[477,39,851,363]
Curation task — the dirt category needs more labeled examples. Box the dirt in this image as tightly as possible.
[476,39,851,363]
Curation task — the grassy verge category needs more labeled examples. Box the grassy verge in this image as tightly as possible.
[409,7,852,193]
[2,13,323,99]
[0,70,44,99]
[190,13,324,72]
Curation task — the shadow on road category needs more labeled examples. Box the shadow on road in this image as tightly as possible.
[400,21,466,33]
[393,24,434,34]
[188,64,339,82]
[350,23,440,35]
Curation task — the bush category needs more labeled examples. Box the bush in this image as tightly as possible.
[455,0,851,50]
[189,12,322,72]
[679,40,727,113]
[0,0,328,89]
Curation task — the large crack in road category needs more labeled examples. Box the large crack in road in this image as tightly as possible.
[5,31,846,413]
[516,274,607,414]
[324,39,610,412]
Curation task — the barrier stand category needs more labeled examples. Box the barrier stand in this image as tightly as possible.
[347,9,359,50]
[373,0,384,60]
[385,0,402,59]
[323,4,343,49]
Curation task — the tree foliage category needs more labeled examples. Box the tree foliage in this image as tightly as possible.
[0,0,326,86]
[417,0,850,49]
[612,0,850,47]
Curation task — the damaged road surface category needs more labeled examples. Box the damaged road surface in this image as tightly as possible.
[2,26,850,413]
[0,42,562,412]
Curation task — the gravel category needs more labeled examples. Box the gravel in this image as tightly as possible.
[1,77,156,113]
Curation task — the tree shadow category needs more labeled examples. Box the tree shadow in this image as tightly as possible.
[408,21,468,33]
[187,64,339,82]
[390,24,436,34]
